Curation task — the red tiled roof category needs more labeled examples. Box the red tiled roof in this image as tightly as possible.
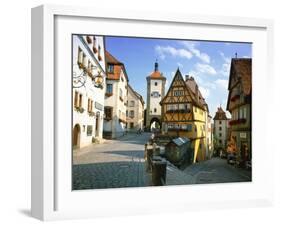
[213,107,228,120]
[229,58,252,95]
[105,51,129,81]
[185,76,208,111]
[149,71,165,79]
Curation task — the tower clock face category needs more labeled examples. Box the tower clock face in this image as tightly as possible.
[151,91,160,98]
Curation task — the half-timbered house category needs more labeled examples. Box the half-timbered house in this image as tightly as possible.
[160,69,209,163]
[226,58,252,164]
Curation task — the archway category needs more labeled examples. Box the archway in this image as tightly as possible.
[150,117,161,132]
[73,124,81,148]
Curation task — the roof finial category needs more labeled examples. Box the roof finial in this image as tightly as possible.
[235,52,238,58]
[154,59,158,72]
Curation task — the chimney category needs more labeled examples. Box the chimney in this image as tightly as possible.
[185,75,189,81]
[195,84,199,101]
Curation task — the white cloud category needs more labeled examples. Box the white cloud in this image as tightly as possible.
[215,79,228,90]
[219,51,231,64]
[199,86,210,99]
[155,45,192,60]
[177,62,183,68]
[181,41,211,63]
[218,51,231,77]
[195,63,217,75]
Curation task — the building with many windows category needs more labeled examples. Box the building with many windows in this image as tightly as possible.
[226,58,252,163]
[126,84,145,132]
[145,61,166,130]
[103,51,129,139]
[72,35,106,148]
[160,69,210,163]
[213,107,229,156]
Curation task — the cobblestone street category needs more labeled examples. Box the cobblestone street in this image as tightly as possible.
[73,133,251,190]
[73,133,151,190]
[182,157,251,184]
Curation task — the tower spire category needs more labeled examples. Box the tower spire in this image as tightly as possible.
[154,59,158,72]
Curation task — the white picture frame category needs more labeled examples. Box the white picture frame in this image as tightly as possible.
[31,4,274,221]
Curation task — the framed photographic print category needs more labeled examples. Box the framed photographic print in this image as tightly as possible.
[31,4,274,221]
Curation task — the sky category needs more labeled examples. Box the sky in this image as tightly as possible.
[105,36,252,119]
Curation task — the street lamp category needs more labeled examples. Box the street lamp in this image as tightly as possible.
[73,64,104,88]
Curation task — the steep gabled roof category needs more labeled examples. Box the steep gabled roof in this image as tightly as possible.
[105,50,129,81]
[213,107,228,120]
[185,76,208,111]
[227,58,252,110]
[128,84,145,106]
[228,58,252,95]
[161,69,208,111]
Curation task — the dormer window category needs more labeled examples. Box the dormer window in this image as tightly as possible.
[108,64,114,73]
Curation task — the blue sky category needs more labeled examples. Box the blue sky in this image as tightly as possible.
[105,36,252,118]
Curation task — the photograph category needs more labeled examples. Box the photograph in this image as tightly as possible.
[72,34,252,190]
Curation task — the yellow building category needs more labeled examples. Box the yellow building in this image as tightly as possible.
[160,69,209,163]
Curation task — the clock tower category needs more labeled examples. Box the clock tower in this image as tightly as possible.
[145,61,166,130]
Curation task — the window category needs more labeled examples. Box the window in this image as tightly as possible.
[194,125,197,132]
[107,64,114,73]
[219,140,222,144]
[130,101,135,107]
[130,122,134,128]
[219,126,222,131]
[155,82,158,86]
[104,107,112,120]
[129,110,134,118]
[239,108,243,119]
[86,125,93,136]
[88,99,91,112]
[126,110,128,117]
[243,107,247,118]
[154,108,157,113]
[119,88,123,98]
[186,124,192,132]
[74,91,79,108]
[88,60,91,71]
[219,121,222,124]
[78,47,83,64]
[174,90,184,96]
[79,94,83,108]
[82,53,87,67]
[106,84,113,94]
[88,99,93,112]
[219,133,222,137]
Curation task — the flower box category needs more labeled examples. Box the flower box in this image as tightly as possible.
[88,111,95,117]
[230,94,240,102]
[105,93,113,97]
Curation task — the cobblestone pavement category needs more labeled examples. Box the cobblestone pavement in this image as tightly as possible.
[73,132,152,190]
[182,157,252,184]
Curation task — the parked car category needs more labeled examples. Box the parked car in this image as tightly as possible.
[227,153,236,165]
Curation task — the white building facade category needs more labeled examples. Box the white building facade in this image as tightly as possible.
[127,84,144,132]
[103,51,129,139]
[72,35,106,149]
[145,61,166,130]
[213,107,229,153]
